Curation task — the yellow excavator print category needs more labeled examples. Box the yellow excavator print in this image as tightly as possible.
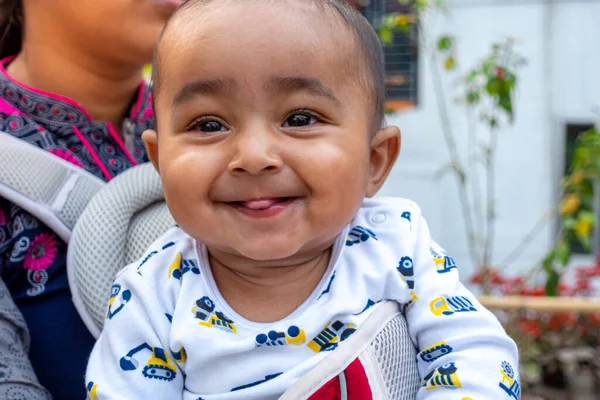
[119,343,178,382]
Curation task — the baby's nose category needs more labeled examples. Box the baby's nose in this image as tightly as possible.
[227,130,283,175]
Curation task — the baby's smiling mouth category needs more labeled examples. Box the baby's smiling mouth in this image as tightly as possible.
[236,198,291,210]
[225,197,301,218]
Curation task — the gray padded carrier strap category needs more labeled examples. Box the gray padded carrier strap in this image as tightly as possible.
[280,301,420,400]
[67,163,175,338]
[0,133,104,242]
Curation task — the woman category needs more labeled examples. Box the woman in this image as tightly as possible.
[0,0,181,398]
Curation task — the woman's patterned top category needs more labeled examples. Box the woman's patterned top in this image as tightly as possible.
[0,56,154,400]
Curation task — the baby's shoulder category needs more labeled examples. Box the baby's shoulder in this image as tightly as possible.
[349,197,423,241]
[342,197,426,265]
[115,226,199,285]
[356,197,423,220]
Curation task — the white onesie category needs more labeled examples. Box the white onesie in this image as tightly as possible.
[86,197,520,399]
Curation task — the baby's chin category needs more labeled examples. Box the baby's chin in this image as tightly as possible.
[233,243,307,264]
[203,231,337,267]
[221,238,320,264]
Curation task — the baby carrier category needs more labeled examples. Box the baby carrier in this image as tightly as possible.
[0,133,421,399]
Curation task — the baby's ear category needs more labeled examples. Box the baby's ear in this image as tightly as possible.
[142,129,160,172]
[366,125,401,197]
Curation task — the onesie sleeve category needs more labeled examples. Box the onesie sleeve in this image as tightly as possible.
[403,214,520,399]
[85,259,185,399]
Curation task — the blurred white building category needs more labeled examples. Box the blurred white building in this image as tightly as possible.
[364,0,600,280]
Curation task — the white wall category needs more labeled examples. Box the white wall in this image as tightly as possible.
[380,0,600,282]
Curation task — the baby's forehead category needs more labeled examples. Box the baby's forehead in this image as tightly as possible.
[160,1,363,62]
[155,2,363,94]
[162,1,355,50]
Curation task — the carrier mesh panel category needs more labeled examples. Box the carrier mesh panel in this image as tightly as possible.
[72,163,174,331]
[0,135,68,203]
[125,201,174,265]
[370,313,421,399]
[58,175,102,229]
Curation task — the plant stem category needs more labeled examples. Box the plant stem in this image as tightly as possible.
[421,20,480,271]
[497,213,553,269]
[482,123,499,294]
[467,107,485,252]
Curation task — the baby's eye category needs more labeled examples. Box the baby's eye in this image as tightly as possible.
[283,113,319,128]
[187,118,228,133]
[197,121,226,133]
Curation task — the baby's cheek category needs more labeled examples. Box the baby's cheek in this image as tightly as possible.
[161,148,214,189]
[160,164,208,227]
[311,177,365,232]
[315,161,369,200]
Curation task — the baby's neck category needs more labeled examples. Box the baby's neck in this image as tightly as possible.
[208,248,333,323]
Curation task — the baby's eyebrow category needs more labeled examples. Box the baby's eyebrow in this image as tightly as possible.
[264,76,342,105]
[172,78,236,108]
[171,76,341,108]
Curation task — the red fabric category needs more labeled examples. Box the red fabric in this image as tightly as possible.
[345,358,373,400]
[308,376,341,400]
[307,358,373,400]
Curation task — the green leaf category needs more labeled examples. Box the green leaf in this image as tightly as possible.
[382,14,397,28]
[444,57,456,71]
[577,233,591,251]
[379,27,393,46]
[465,71,478,84]
[544,269,560,297]
[415,0,429,11]
[505,72,516,88]
[466,90,480,105]
[437,36,453,51]
[482,59,495,75]
[579,210,596,225]
[498,95,513,120]
[486,78,502,96]
[563,217,576,230]
[542,253,555,274]
[554,239,571,266]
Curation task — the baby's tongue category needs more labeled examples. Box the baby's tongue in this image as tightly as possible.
[153,0,185,6]
[240,199,280,210]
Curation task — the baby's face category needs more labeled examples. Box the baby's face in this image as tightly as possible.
[150,2,396,263]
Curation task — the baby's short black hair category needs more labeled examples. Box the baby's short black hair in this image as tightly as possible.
[152,0,385,131]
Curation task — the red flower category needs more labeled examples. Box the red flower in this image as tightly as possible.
[502,276,526,295]
[520,318,542,338]
[469,268,505,287]
[589,313,600,327]
[557,283,571,296]
[523,287,545,297]
[495,67,505,79]
[469,271,482,284]
[23,234,58,271]
[548,315,562,331]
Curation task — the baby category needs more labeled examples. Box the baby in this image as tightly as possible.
[86,0,519,398]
